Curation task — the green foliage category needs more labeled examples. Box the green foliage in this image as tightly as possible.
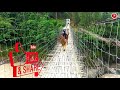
[0,12,64,59]
[72,12,120,67]
[0,16,13,28]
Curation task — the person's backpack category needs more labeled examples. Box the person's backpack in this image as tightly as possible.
[62,29,67,39]
[62,29,66,34]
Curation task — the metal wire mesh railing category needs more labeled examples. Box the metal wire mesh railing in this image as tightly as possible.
[0,27,60,63]
[0,25,61,78]
[72,19,120,78]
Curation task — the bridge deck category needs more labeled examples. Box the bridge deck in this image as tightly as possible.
[39,29,85,78]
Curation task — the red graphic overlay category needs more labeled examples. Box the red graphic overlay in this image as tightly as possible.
[30,45,36,50]
[26,52,39,64]
[8,42,44,77]
[111,13,118,20]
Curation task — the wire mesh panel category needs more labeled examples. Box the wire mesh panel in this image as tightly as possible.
[73,19,120,78]
[0,12,61,78]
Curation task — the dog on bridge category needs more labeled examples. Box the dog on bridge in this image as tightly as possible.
[59,26,69,51]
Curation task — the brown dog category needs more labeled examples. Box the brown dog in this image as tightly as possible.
[59,35,68,51]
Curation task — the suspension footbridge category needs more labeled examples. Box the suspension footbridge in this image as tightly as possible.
[0,19,120,78]
[39,28,86,78]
